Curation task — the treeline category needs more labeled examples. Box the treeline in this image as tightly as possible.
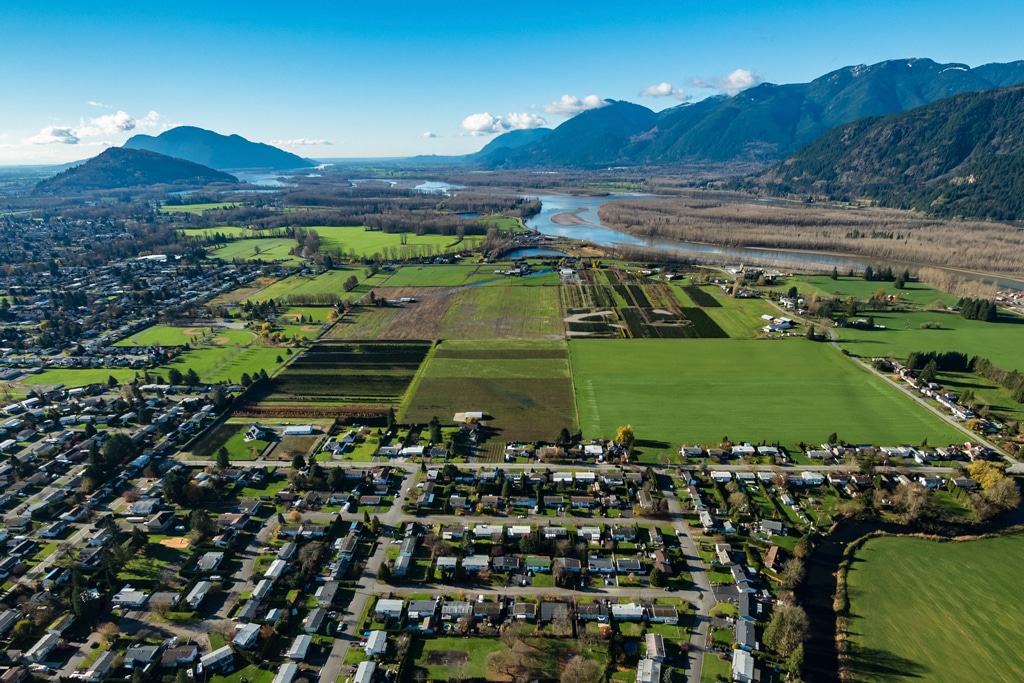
[906,351,971,373]
[958,297,998,321]
[973,357,1024,403]
[909,350,1024,404]
[598,198,1024,277]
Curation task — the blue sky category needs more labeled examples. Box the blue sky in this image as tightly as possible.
[2,0,1022,164]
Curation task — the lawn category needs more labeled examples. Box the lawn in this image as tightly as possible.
[179,226,254,238]
[245,268,388,304]
[845,533,1024,683]
[162,202,240,214]
[701,653,733,683]
[409,635,603,681]
[156,345,284,384]
[208,237,304,264]
[188,423,269,461]
[19,368,136,390]
[439,286,563,340]
[835,309,1024,369]
[570,338,965,456]
[210,665,274,683]
[115,324,213,347]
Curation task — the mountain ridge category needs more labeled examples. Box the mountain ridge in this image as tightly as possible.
[33,148,238,194]
[124,126,312,171]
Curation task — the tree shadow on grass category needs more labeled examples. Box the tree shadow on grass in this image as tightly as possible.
[635,438,670,450]
[846,646,930,681]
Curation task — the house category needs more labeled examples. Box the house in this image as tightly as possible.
[236,600,262,623]
[616,557,645,574]
[731,564,754,590]
[493,556,522,573]
[680,446,704,458]
[252,579,273,602]
[760,520,786,536]
[245,424,267,441]
[441,601,472,620]
[39,520,67,539]
[0,609,21,637]
[611,603,645,621]
[272,663,298,683]
[408,600,437,620]
[473,524,504,539]
[577,603,609,622]
[543,525,568,539]
[636,658,662,683]
[365,630,387,657]
[539,601,570,623]
[375,599,404,619]
[393,555,411,577]
[354,661,376,683]
[283,425,313,436]
[801,471,825,486]
[645,633,666,661]
[763,545,783,571]
[555,557,582,573]
[436,556,458,573]
[507,524,532,538]
[648,528,664,547]
[570,496,595,508]
[287,634,312,661]
[579,526,602,543]
[278,542,297,560]
[737,619,757,652]
[652,550,672,575]
[710,471,733,483]
[185,580,212,610]
[25,632,60,663]
[732,649,755,683]
[147,510,176,532]
[316,581,340,607]
[84,651,117,682]
[265,559,289,580]
[588,556,615,574]
[233,622,261,649]
[737,592,757,622]
[399,536,418,557]
[199,646,235,674]
[462,555,490,573]
[512,603,536,621]
[112,585,149,608]
[473,601,502,622]
[611,525,637,542]
[198,551,225,572]
[525,556,552,573]
[441,525,466,541]
[649,604,678,625]
[216,513,249,529]
[339,532,359,557]
[305,608,327,633]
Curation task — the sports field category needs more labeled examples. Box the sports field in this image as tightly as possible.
[403,340,575,441]
[845,534,1024,683]
[116,324,215,347]
[570,338,965,453]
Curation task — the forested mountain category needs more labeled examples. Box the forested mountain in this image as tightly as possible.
[33,148,237,194]
[124,126,312,170]
[480,58,1024,168]
[757,85,1024,221]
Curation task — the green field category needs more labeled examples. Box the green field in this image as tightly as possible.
[208,238,303,264]
[766,274,960,308]
[161,202,240,214]
[312,225,466,257]
[18,368,136,390]
[158,346,285,384]
[408,635,604,681]
[378,263,495,288]
[570,338,965,455]
[439,286,563,339]
[116,324,214,347]
[180,226,256,238]
[835,309,1024,368]
[845,534,1024,683]
[245,269,389,304]
[702,296,780,339]
[403,340,575,441]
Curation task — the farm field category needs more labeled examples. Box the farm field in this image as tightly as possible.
[835,309,1024,368]
[845,534,1024,683]
[244,269,390,304]
[207,238,303,264]
[179,227,255,239]
[439,286,563,339]
[403,340,575,441]
[570,338,965,458]
[161,202,240,214]
[267,340,431,405]
[324,288,455,340]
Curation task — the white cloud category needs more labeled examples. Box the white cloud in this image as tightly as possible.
[543,94,607,116]
[691,69,762,95]
[77,110,137,137]
[460,111,548,136]
[270,138,333,146]
[640,82,688,100]
[422,132,438,139]
[88,100,110,108]
[27,126,80,145]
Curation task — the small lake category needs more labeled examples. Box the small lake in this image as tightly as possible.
[525,193,1024,289]
[504,247,568,259]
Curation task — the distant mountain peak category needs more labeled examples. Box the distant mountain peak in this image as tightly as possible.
[124,126,312,171]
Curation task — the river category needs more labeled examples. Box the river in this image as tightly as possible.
[524,193,1024,290]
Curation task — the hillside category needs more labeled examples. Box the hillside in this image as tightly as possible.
[484,58,1024,168]
[33,148,237,194]
[758,85,1024,220]
[124,126,312,170]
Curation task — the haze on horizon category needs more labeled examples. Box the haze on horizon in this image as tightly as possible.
[3,0,1022,165]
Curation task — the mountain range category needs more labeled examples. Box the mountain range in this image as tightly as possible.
[757,84,1024,221]
[477,58,1024,168]
[33,148,237,195]
[124,126,312,171]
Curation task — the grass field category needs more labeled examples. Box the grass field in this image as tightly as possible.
[208,238,303,264]
[937,370,1024,424]
[18,368,136,390]
[179,226,255,238]
[766,275,961,308]
[378,263,495,288]
[403,340,575,441]
[116,324,214,347]
[245,269,390,304]
[845,534,1024,683]
[408,635,604,681]
[835,309,1024,368]
[161,202,240,214]
[702,297,780,339]
[570,338,964,456]
[158,346,284,384]
[439,286,563,339]
[311,225,464,257]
